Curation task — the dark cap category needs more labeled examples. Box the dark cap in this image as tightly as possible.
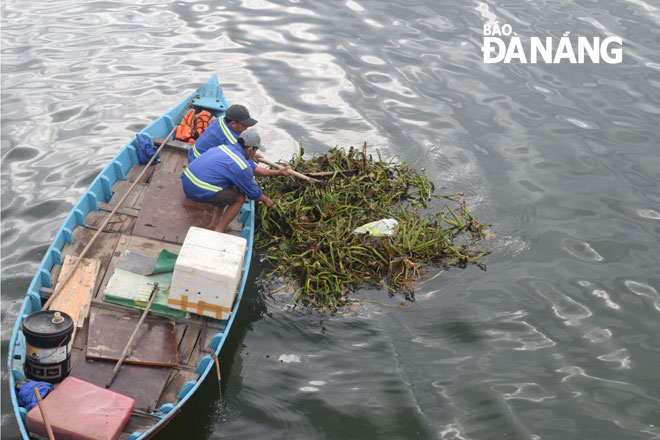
[226,104,257,127]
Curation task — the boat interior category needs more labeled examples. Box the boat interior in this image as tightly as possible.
[37,140,244,438]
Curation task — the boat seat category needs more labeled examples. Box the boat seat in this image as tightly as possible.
[26,376,134,440]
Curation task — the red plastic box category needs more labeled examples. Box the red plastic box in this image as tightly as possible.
[26,376,135,440]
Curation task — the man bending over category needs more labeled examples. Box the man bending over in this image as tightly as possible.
[181,128,290,233]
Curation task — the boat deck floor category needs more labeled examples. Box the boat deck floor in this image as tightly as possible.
[44,144,238,438]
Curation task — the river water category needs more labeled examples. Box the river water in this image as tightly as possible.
[2,0,659,439]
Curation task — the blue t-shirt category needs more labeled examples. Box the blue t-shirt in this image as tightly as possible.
[182,144,262,202]
[188,116,239,163]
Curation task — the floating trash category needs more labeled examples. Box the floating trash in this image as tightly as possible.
[353,218,399,236]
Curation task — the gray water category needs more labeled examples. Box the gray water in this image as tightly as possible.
[2,0,660,439]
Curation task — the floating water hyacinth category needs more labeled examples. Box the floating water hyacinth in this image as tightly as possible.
[255,144,489,313]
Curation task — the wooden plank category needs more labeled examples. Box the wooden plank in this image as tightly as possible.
[176,326,201,366]
[49,227,120,309]
[124,181,149,210]
[71,347,170,410]
[124,146,181,185]
[98,202,140,218]
[199,322,217,354]
[157,150,180,175]
[69,309,90,369]
[130,186,149,212]
[125,164,155,185]
[173,151,189,176]
[174,324,187,351]
[87,309,178,367]
[153,137,191,154]
[107,180,149,209]
[84,210,134,233]
[48,256,101,329]
[108,180,134,208]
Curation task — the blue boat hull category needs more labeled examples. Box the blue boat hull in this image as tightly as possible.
[7,75,254,439]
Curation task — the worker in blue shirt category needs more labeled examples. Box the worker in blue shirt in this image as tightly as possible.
[182,128,290,233]
[188,104,257,163]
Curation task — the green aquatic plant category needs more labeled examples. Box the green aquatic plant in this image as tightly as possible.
[255,145,488,312]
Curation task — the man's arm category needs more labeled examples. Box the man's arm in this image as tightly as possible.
[257,193,273,207]
[253,165,291,177]
[232,168,263,200]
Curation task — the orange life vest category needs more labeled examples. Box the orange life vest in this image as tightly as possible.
[174,109,216,143]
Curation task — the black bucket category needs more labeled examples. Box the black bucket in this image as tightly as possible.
[23,310,74,383]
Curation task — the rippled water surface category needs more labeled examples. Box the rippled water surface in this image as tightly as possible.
[2,0,660,439]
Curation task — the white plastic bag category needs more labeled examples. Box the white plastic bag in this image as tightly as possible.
[353,218,399,236]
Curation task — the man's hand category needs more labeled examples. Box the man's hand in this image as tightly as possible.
[278,166,292,176]
[258,194,274,207]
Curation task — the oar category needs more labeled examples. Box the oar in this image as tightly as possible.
[42,126,177,311]
[33,387,55,440]
[257,157,322,184]
[106,282,159,388]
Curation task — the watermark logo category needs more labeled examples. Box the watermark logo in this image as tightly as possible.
[482,23,622,64]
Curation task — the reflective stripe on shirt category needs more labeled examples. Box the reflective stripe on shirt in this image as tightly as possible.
[183,168,223,192]
[191,117,236,159]
[218,144,247,170]
[191,143,202,158]
[218,116,237,144]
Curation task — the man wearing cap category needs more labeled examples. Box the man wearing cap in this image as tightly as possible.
[181,128,290,233]
[188,104,257,163]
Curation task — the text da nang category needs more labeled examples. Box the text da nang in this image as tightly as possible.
[482,25,622,64]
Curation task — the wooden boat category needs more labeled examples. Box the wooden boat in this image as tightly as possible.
[7,75,255,439]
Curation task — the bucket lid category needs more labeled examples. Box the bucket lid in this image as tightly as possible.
[23,310,74,336]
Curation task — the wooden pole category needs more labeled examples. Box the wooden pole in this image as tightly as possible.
[33,387,55,440]
[212,353,222,382]
[106,283,160,388]
[43,126,177,311]
[257,157,322,184]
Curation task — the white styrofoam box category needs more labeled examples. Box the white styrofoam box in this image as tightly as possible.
[168,227,247,320]
[177,226,246,256]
